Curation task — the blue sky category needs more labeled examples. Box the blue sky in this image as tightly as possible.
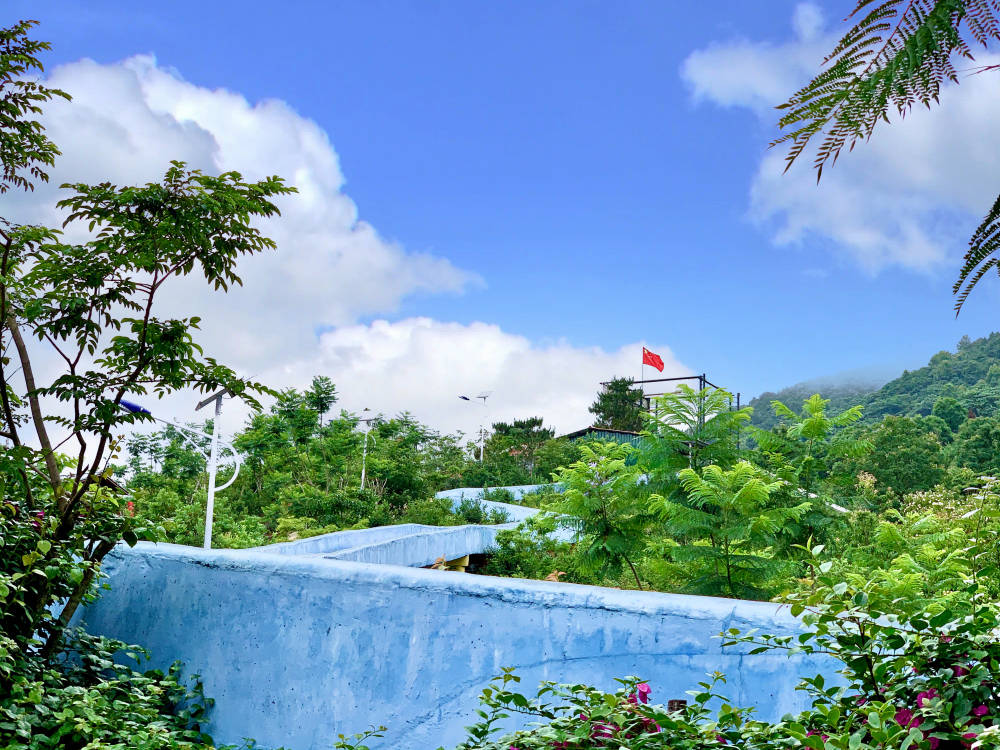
[9,1,999,432]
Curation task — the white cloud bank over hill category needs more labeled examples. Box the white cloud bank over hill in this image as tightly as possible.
[681,3,1000,274]
[9,55,687,438]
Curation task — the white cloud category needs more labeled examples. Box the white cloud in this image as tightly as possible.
[681,3,1000,273]
[257,317,688,437]
[6,55,479,369]
[6,55,692,448]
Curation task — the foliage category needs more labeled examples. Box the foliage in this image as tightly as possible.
[547,442,651,589]
[588,376,643,432]
[845,416,946,497]
[0,18,288,748]
[948,416,1000,474]
[856,334,1000,423]
[751,393,869,493]
[476,417,573,485]
[446,557,1000,750]
[725,551,1000,750]
[773,0,1000,311]
[128,399,538,546]
[0,20,70,194]
[402,496,510,527]
[446,668,743,750]
[932,395,967,433]
[480,515,590,584]
[748,378,881,432]
[641,385,752,494]
[653,461,810,598]
[304,375,337,426]
[1,629,217,749]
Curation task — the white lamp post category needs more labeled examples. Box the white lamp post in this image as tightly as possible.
[359,408,376,490]
[121,391,241,550]
[458,391,491,461]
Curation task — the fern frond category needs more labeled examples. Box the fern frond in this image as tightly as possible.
[954,190,1000,314]
[776,0,999,177]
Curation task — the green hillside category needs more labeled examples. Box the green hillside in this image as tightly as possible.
[748,378,882,430]
[750,333,1000,428]
[860,333,1000,421]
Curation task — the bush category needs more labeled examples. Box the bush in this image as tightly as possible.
[1,628,218,749]
[402,496,511,526]
[439,554,1000,749]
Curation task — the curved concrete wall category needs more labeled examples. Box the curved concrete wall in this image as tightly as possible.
[80,541,834,750]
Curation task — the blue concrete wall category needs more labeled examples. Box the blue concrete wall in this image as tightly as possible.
[80,541,835,750]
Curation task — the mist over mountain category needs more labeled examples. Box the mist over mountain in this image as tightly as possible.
[748,333,1000,429]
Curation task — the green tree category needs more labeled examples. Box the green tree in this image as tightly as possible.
[483,417,555,482]
[547,442,650,589]
[752,394,869,492]
[304,375,337,426]
[654,461,809,599]
[932,396,966,433]
[852,416,946,496]
[588,376,642,431]
[949,416,1000,474]
[0,27,292,655]
[772,0,1000,311]
[641,385,752,487]
[0,18,291,745]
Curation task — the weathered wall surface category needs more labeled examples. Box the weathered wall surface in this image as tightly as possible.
[80,542,833,750]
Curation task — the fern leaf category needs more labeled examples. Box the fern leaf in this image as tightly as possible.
[954,190,1000,314]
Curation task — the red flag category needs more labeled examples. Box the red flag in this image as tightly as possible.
[642,347,664,372]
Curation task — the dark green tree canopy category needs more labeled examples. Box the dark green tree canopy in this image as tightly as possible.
[588,376,643,432]
[932,396,966,433]
[304,375,337,425]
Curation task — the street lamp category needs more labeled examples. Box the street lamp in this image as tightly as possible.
[458,391,491,461]
[121,391,241,550]
[359,408,376,491]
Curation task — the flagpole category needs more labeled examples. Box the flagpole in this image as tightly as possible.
[641,347,646,413]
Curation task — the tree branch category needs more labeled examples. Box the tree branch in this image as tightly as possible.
[7,314,61,495]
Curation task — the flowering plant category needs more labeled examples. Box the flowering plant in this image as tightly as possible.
[723,545,1000,750]
[444,547,1000,750]
[444,667,749,750]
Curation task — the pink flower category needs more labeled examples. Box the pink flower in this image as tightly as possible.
[927,738,940,750]
[954,666,969,677]
[806,730,830,741]
[972,704,989,717]
[917,689,938,708]
[635,683,651,704]
[590,722,617,739]
[895,708,921,729]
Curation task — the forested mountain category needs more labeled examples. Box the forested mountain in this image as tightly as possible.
[748,378,883,430]
[750,333,1000,427]
[859,334,1000,421]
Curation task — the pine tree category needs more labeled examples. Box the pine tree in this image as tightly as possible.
[588,377,643,431]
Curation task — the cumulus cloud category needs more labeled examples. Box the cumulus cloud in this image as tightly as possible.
[7,54,691,444]
[6,55,479,369]
[681,3,1000,273]
[258,317,687,437]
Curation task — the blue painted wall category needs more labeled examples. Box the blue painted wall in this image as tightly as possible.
[80,541,835,750]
